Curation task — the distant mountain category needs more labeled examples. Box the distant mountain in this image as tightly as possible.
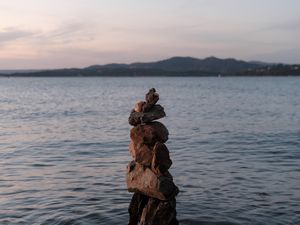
[1,56,299,77]
[248,61,276,66]
[85,63,129,70]
[84,56,262,74]
[129,56,260,73]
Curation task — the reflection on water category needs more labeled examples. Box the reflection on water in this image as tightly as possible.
[0,77,300,225]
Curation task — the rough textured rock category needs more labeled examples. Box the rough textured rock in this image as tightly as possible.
[128,193,149,225]
[127,88,178,225]
[128,195,178,225]
[128,105,166,126]
[126,162,178,201]
[139,198,179,225]
[151,142,172,175]
[134,143,153,167]
[130,122,169,146]
[143,88,159,112]
[134,101,146,113]
[129,141,136,159]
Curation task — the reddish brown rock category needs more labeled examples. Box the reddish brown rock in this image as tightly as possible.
[135,144,153,167]
[151,142,172,175]
[130,122,169,146]
[128,105,166,126]
[126,161,178,201]
[129,141,137,160]
[134,101,146,113]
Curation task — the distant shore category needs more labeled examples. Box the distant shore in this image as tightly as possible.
[1,74,300,77]
[1,56,300,77]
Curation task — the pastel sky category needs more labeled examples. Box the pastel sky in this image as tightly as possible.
[0,0,300,69]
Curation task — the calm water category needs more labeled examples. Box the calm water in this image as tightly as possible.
[0,77,300,225]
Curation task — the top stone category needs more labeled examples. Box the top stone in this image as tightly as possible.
[143,88,159,112]
[128,88,165,126]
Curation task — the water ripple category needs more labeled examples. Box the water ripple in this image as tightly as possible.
[0,77,300,224]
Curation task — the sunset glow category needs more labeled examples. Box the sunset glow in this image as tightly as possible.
[0,0,300,69]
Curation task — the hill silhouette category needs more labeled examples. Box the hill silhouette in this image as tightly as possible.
[1,56,299,76]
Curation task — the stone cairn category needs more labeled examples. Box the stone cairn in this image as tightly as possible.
[126,88,179,225]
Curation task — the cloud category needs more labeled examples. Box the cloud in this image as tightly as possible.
[0,21,96,48]
[0,47,137,69]
[258,17,300,32]
[0,27,37,44]
[42,22,94,39]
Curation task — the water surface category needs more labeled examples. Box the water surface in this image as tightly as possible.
[0,77,299,225]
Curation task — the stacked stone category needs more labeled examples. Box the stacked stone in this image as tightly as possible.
[126,88,179,225]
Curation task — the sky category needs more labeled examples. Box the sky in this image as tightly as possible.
[0,0,300,69]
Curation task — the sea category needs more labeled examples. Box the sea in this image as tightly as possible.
[0,77,299,225]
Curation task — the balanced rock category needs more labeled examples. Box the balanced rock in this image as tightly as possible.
[143,88,159,112]
[128,193,149,225]
[139,198,178,225]
[127,88,178,225]
[151,142,172,175]
[128,194,178,225]
[129,105,166,126]
[129,142,153,167]
[130,122,169,146]
[126,161,178,201]
[134,101,146,113]
[129,141,136,159]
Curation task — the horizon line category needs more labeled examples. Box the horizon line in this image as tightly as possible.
[0,55,296,71]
